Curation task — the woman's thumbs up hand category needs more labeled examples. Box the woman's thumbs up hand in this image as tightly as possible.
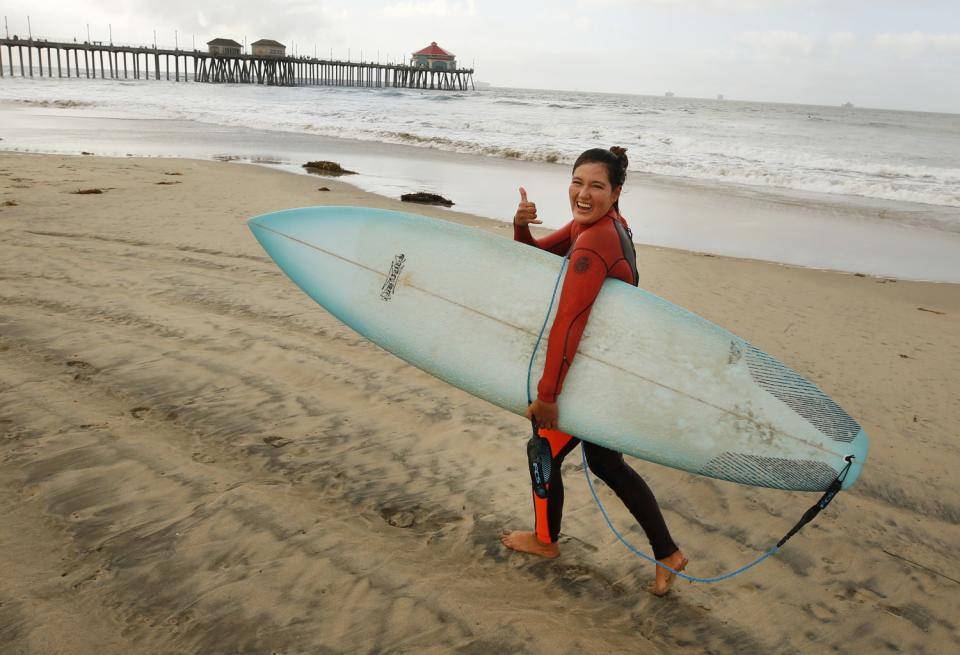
[514,186,541,227]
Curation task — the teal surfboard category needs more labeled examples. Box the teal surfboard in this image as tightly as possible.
[248,206,868,491]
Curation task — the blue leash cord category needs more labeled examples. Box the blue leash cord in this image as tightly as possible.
[525,253,851,583]
[583,455,851,582]
[582,447,778,582]
[526,256,569,406]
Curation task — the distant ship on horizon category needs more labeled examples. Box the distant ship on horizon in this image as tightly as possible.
[842,101,855,108]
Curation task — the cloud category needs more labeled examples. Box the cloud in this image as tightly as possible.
[379,0,477,18]
[826,32,856,49]
[823,31,857,56]
[647,0,796,6]
[873,32,960,57]
[80,0,352,47]
[734,31,863,58]
[737,31,814,55]
[576,0,805,11]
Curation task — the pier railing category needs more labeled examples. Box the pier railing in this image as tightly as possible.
[0,37,475,90]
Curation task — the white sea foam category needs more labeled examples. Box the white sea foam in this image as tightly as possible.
[1,77,959,215]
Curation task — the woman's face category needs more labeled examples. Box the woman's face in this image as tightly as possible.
[569,162,621,225]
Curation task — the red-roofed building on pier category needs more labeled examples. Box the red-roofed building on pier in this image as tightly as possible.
[411,42,456,71]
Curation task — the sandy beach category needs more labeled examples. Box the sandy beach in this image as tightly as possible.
[1,152,958,654]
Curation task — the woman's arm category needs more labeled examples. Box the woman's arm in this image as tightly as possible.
[536,241,611,403]
[514,222,574,255]
[512,186,572,255]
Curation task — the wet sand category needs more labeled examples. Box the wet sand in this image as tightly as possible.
[1,152,958,654]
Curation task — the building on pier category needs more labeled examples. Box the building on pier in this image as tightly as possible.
[207,38,242,56]
[251,39,286,57]
[411,42,456,71]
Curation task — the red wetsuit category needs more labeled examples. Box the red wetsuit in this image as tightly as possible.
[514,209,637,403]
[514,209,678,556]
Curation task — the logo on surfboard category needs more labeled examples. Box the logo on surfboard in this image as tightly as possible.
[728,340,743,365]
[380,254,406,301]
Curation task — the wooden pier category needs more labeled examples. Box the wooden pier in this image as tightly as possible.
[0,37,475,90]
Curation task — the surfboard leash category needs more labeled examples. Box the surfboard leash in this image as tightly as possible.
[525,252,856,583]
[581,452,854,583]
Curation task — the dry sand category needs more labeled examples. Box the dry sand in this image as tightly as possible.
[1,152,958,654]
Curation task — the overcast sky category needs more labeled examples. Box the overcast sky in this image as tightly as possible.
[5,1,959,112]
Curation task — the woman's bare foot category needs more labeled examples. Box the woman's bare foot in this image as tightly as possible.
[651,549,688,597]
[500,531,560,558]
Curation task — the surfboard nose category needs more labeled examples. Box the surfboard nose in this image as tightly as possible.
[248,207,323,234]
[249,206,387,247]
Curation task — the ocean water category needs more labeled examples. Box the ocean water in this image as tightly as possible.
[1,76,959,280]
[2,77,958,210]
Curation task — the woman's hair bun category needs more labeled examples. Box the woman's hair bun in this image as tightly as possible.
[609,146,628,167]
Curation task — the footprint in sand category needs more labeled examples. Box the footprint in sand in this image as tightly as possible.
[805,601,838,623]
[163,609,195,627]
[554,563,595,585]
[379,506,461,531]
[72,565,112,590]
[66,360,98,382]
[383,510,416,528]
[130,406,151,419]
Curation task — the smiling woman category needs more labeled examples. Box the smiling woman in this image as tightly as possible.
[569,148,626,222]
[502,146,688,596]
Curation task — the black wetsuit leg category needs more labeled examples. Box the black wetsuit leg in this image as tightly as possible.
[583,441,679,560]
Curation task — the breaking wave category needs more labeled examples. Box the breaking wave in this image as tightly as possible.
[1,77,958,213]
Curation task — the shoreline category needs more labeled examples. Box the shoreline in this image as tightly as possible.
[2,102,959,282]
[2,147,947,285]
[2,152,959,653]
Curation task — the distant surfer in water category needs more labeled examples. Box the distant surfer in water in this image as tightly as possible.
[501,146,688,596]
